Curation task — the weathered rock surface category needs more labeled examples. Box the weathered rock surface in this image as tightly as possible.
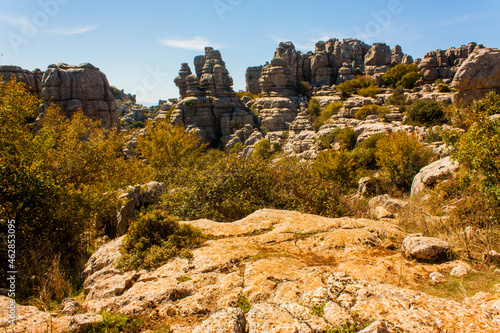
[452,47,500,105]
[402,234,451,262]
[76,209,500,332]
[411,156,460,196]
[0,65,43,96]
[171,47,255,144]
[41,63,119,129]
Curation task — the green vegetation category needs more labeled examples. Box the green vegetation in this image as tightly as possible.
[437,84,451,93]
[297,81,313,95]
[375,131,436,191]
[383,64,420,88]
[176,276,192,283]
[308,100,343,131]
[405,99,445,127]
[87,312,143,333]
[354,104,390,120]
[237,294,251,313]
[116,210,204,271]
[0,79,148,302]
[236,90,261,99]
[336,76,378,98]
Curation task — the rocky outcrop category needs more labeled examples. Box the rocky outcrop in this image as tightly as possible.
[252,96,301,132]
[259,58,297,97]
[0,65,43,97]
[245,66,263,95]
[246,39,416,92]
[411,156,460,196]
[171,47,255,144]
[420,42,483,84]
[78,209,500,332]
[452,47,500,105]
[41,63,119,129]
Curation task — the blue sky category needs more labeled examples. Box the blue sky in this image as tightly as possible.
[1,0,499,105]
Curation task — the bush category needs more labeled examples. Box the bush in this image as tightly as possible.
[137,121,206,181]
[117,210,204,271]
[313,102,343,130]
[88,312,143,333]
[320,127,356,150]
[312,149,357,190]
[406,99,445,127]
[336,76,377,98]
[236,91,261,100]
[253,139,273,160]
[161,155,352,222]
[297,81,313,95]
[354,105,390,120]
[400,72,421,89]
[351,133,387,171]
[357,85,380,98]
[0,78,147,301]
[437,84,451,93]
[375,131,435,191]
[388,85,407,109]
[383,64,420,88]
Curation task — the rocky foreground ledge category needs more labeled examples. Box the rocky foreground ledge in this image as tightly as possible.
[2,209,500,332]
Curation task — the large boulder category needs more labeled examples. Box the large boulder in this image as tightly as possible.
[402,234,451,262]
[41,63,119,129]
[411,156,460,196]
[192,307,246,333]
[452,47,500,105]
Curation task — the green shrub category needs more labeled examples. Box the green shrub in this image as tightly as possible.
[0,78,148,301]
[87,312,143,333]
[313,102,343,130]
[351,133,387,171]
[161,155,351,221]
[312,149,357,190]
[437,84,451,93]
[236,91,261,99]
[400,72,421,89]
[117,210,204,271]
[388,85,407,109]
[383,64,420,88]
[375,131,436,191]
[406,99,445,127]
[354,105,390,120]
[297,81,313,95]
[253,139,273,160]
[320,127,357,150]
[336,76,377,98]
[357,85,380,98]
[471,92,500,116]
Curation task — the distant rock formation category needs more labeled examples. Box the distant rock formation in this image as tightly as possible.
[451,47,500,105]
[0,65,43,97]
[246,39,413,93]
[41,63,119,129]
[170,47,255,145]
[418,42,483,84]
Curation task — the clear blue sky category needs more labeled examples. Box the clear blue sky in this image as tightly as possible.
[1,0,499,105]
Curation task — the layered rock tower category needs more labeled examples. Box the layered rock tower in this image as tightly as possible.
[170,47,255,145]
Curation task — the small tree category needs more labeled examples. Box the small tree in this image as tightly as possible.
[383,64,420,88]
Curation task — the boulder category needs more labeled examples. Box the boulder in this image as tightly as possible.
[402,234,451,262]
[67,313,103,333]
[60,298,82,315]
[452,47,500,105]
[411,156,459,196]
[245,66,263,95]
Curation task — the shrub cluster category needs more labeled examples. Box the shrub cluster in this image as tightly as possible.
[383,64,421,88]
[336,76,379,98]
[354,104,390,120]
[405,99,445,127]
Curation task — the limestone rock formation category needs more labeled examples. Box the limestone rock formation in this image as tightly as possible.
[411,156,460,196]
[452,47,500,105]
[245,66,263,95]
[171,47,255,144]
[78,209,500,332]
[41,63,119,129]
[0,65,43,97]
[259,58,297,97]
[251,97,301,131]
[420,42,483,84]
